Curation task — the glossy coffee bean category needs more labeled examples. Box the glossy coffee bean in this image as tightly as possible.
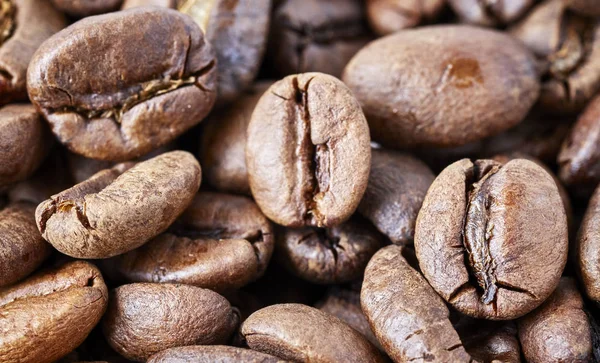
[343,25,539,149]
[576,184,600,303]
[449,0,535,26]
[241,303,386,362]
[0,261,108,363]
[246,73,371,227]
[454,317,522,362]
[102,283,239,362]
[27,7,217,161]
[36,151,201,259]
[51,0,123,17]
[147,345,283,363]
[415,159,568,320]
[361,245,471,362]
[366,0,445,35]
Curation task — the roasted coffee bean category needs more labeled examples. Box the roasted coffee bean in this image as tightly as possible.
[449,0,535,26]
[200,81,273,195]
[358,149,434,245]
[576,184,600,303]
[361,245,472,362]
[147,345,284,363]
[35,151,201,259]
[51,0,123,17]
[0,261,108,363]
[268,0,371,78]
[241,303,386,362]
[246,73,371,228]
[454,317,522,362]
[565,0,600,16]
[27,7,217,161]
[518,277,592,362]
[415,158,568,320]
[366,0,445,35]
[343,25,540,149]
[106,191,274,292]
[102,283,239,362]
[511,0,600,114]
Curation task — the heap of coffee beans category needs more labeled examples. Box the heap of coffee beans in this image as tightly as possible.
[2,0,600,362]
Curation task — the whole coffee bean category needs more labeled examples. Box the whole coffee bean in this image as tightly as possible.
[576,184,600,303]
[454,317,522,362]
[27,7,217,161]
[102,283,239,362]
[0,202,50,287]
[241,303,386,362]
[200,81,273,195]
[415,158,568,320]
[511,0,600,114]
[51,0,123,17]
[0,104,52,188]
[565,0,600,16]
[361,245,471,362]
[358,149,434,245]
[106,191,274,292]
[267,0,371,78]
[246,73,371,228]
[35,151,201,259]
[343,25,540,149]
[275,219,382,284]
[518,277,592,362]
[366,0,445,35]
[0,0,65,105]
[0,261,108,363]
[147,345,283,363]
[449,0,535,26]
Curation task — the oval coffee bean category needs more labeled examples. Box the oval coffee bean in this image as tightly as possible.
[449,0,535,26]
[366,0,445,35]
[35,150,201,259]
[361,245,472,362]
[147,345,284,363]
[0,261,108,363]
[576,184,600,303]
[343,25,539,149]
[358,149,435,245]
[0,202,50,287]
[415,159,568,320]
[246,73,371,227]
[27,7,217,161]
[106,191,274,292]
[454,317,522,362]
[241,303,386,362]
[102,283,239,362]
[518,277,592,362]
[51,0,123,17]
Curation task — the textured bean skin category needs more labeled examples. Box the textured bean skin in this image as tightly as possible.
[51,0,123,17]
[147,345,284,363]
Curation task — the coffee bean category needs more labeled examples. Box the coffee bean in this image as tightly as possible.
[102,283,239,362]
[246,73,371,227]
[147,345,284,363]
[0,261,108,363]
[51,0,123,17]
[366,0,445,35]
[27,7,217,161]
[415,158,568,319]
[449,0,535,26]
[35,151,201,259]
[576,184,600,303]
[241,303,386,362]
[454,317,522,362]
[343,25,540,149]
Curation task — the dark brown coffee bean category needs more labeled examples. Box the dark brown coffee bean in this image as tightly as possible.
[27,7,217,161]
[246,73,371,228]
[103,283,238,362]
[449,0,535,26]
[361,245,472,362]
[147,345,284,363]
[358,149,434,245]
[241,303,386,362]
[415,158,568,320]
[565,0,600,16]
[366,0,445,35]
[35,151,201,259]
[51,0,123,17]
[518,277,592,362]
[454,317,522,362]
[106,191,274,292]
[343,25,540,149]
[0,261,108,363]
[576,184,600,303]
[0,202,50,287]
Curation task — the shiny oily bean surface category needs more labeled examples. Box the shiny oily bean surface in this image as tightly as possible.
[0,261,108,363]
[449,0,535,26]
[35,151,201,259]
[27,7,216,161]
[51,0,123,17]
[415,159,568,320]
[102,283,239,362]
[576,184,600,303]
[366,0,445,35]
[241,303,386,363]
[343,25,539,149]
[454,317,522,362]
[246,73,371,228]
[147,345,284,363]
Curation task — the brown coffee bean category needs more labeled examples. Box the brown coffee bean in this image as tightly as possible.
[366,0,445,35]
[0,261,108,363]
[361,245,472,362]
[565,0,600,16]
[106,191,274,292]
[27,7,217,161]
[147,345,284,363]
[454,317,522,362]
[102,283,239,362]
[358,149,434,245]
[246,73,371,228]
[518,277,592,362]
[241,303,386,362]
[576,184,600,303]
[449,0,535,26]
[35,151,201,259]
[51,0,123,17]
